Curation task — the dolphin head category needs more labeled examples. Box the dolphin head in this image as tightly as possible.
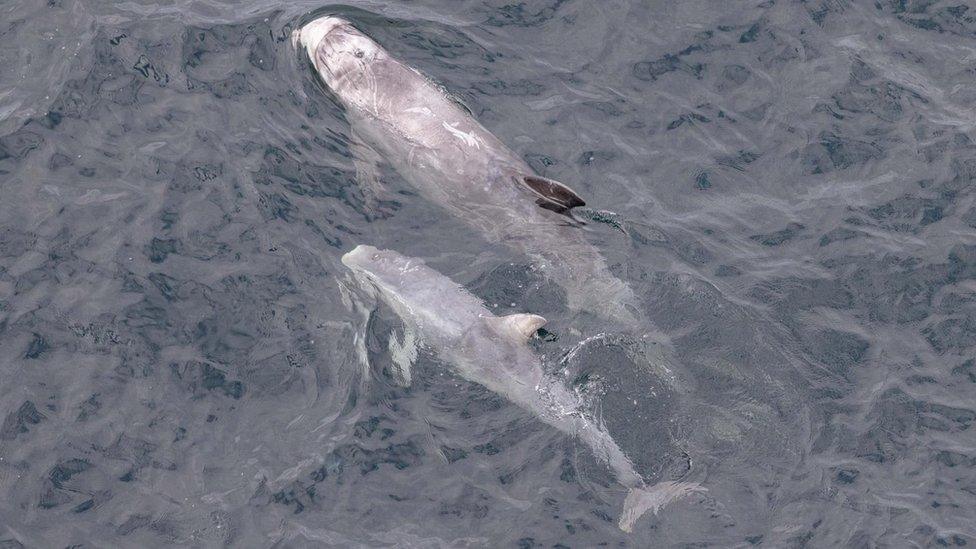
[342,245,546,387]
[342,244,395,273]
[341,244,464,337]
[341,244,420,294]
[297,16,383,88]
[342,244,391,277]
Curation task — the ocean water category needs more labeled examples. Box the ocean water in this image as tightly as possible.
[1,0,975,546]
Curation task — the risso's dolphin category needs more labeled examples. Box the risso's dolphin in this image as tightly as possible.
[297,16,640,326]
[341,244,701,532]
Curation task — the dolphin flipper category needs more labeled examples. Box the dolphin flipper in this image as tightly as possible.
[349,129,393,215]
[387,324,418,386]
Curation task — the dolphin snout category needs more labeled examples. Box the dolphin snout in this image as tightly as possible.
[294,15,350,54]
[341,244,379,269]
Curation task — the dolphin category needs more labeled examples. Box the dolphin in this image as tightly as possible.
[341,244,702,532]
[296,16,640,326]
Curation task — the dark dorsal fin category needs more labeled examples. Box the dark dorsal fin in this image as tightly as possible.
[535,198,570,215]
[521,175,586,210]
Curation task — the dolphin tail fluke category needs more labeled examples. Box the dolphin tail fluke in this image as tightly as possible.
[618,481,705,532]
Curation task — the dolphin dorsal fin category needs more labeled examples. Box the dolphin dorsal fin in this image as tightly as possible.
[491,313,547,343]
[521,175,586,211]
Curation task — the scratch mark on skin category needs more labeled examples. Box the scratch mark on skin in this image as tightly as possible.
[405,106,434,116]
[442,121,482,149]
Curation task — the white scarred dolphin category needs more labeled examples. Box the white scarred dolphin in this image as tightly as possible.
[296,16,640,326]
[341,244,702,532]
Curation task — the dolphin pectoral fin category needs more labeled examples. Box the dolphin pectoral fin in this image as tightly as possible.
[388,325,418,386]
[349,130,392,216]
[489,313,547,343]
[520,175,586,210]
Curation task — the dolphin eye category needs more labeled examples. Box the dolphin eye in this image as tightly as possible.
[354,49,365,58]
[371,253,380,260]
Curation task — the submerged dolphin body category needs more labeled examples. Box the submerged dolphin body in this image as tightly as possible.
[341,244,701,532]
[297,16,640,326]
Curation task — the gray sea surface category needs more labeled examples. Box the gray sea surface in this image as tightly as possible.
[2,0,975,546]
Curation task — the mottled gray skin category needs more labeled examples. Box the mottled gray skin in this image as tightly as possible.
[341,245,701,531]
[343,245,575,426]
[300,17,639,326]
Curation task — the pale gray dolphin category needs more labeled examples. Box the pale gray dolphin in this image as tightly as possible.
[297,16,640,326]
[340,244,702,532]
